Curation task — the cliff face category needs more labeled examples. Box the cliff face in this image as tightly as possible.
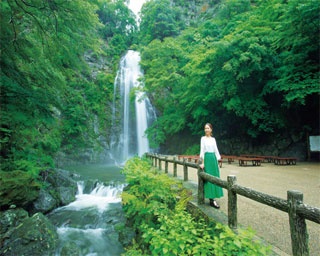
[171,0,220,25]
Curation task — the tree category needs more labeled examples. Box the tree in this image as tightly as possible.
[268,0,320,104]
[139,0,185,45]
[140,0,319,151]
[97,0,137,57]
[0,0,101,171]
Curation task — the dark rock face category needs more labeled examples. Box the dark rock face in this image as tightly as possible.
[32,189,59,213]
[0,212,59,256]
[31,169,78,214]
[44,169,78,189]
[1,169,79,254]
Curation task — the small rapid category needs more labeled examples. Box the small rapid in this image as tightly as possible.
[48,181,126,256]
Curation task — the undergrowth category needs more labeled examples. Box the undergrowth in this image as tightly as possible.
[121,157,271,256]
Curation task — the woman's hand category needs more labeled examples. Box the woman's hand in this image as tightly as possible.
[199,163,204,169]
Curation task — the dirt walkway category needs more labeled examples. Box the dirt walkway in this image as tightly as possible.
[161,158,320,256]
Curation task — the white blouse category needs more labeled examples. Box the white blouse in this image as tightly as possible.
[200,136,221,161]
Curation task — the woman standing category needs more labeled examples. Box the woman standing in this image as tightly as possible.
[199,123,223,208]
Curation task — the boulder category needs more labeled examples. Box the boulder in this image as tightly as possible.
[0,207,29,236]
[44,169,78,189]
[59,241,81,256]
[0,171,40,210]
[32,188,58,214]
[56,186,77,205]
[0,212,59,256]
[31,169,78,213]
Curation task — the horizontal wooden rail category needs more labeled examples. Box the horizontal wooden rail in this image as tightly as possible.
[146,153,320,256]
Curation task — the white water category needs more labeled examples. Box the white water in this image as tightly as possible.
[49,182,126,255]
[64,182,124,213]
[111,50,156,164]
[127,0,146,18]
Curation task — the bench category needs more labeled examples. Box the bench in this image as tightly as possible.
[238,157,263,166]
[178,155,222,168]
[178,155,200,163]
[240,154,277,163]
[274,157,297,165]
[221,155,240,164]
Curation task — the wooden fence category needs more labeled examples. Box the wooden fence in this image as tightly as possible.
[146,153,320,256]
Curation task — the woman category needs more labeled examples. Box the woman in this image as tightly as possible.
[199,123,223,208]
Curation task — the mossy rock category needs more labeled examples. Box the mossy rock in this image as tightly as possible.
[0,212,58,256]
[0,208,29,236]
[0,171,41,210]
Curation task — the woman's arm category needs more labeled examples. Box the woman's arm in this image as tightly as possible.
[213,138,221,160]
[199,137,204,168]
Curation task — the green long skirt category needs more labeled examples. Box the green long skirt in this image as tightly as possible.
[204,152,224,199]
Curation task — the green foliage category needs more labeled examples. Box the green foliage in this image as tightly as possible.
[97,0,137,57]
[139,0,185,45]
[121,157,181,231]
[269,0,320,105]
[0,0,135,172]
[121,157,271,255]
[140,0,319,148]
[184,144,200,155]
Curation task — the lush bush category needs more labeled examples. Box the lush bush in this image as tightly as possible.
[121,157,271,255]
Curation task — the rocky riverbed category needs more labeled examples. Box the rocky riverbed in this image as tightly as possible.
[0,168,129,255]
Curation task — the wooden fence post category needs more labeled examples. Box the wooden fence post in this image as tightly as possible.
[173,157,177,177]
[288,190,309,256]
[227,175,237,230]
[198,168,205,205]
[155,154,157,168]
[165,156,168,173]
[183,159,188,181]
[159,156,162,171]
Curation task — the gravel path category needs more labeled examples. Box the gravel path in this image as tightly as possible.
[161,158,320,256]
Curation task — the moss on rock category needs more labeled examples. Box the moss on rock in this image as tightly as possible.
[0,171,41,210]
[0,212,59,256]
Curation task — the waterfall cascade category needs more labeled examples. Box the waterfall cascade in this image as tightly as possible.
[110,50,156,165]
[48,181,126,255]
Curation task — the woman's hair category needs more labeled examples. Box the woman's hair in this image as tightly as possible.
[204,123,213,130]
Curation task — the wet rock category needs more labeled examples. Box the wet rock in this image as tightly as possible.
[117,224,135,247]
[0,212,58,256]
[32,188,58,214]
[59,241,81,256]
[57,186,77,205]
[44,169,78,189]
[31,169,78,213]
[82,179,99,194]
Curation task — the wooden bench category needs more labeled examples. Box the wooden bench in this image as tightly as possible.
[178,155,200,163]
[274,157,297,165]
[238,157,263,166]
[178,155,222,167]
[221,155,240,164]
[240,154,277,163]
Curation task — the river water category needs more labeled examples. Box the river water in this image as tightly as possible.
[48,164,126,256]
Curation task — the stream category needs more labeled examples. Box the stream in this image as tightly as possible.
[48,164,126,256]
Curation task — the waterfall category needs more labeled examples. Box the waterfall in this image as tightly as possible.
[110,50,156,165]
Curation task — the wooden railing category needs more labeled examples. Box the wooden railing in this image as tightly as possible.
[146,153,320,256]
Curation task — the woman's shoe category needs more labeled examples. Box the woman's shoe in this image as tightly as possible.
[209,199,220,209]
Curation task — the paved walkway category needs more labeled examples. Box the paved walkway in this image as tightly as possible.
[159,158,320,256]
